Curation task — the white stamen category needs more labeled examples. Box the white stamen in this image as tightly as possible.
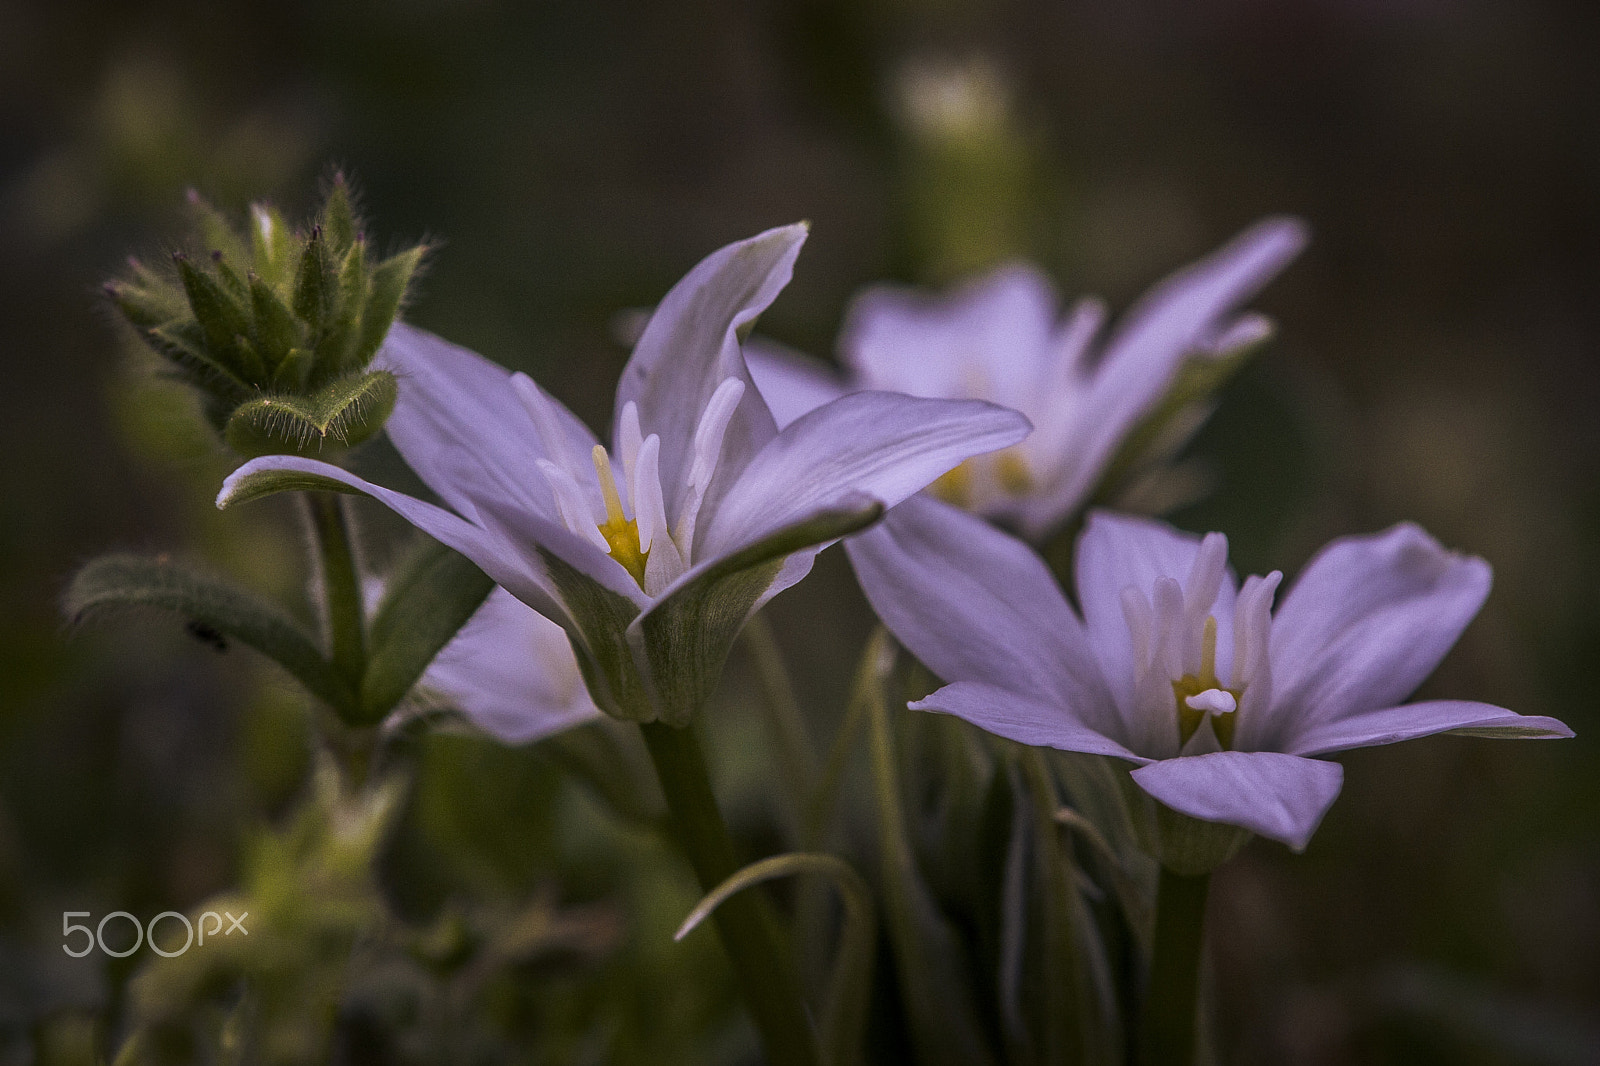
[1185,688,1237,715]
[536,460,608,551]
[513,373,585,472]
[675,377,745,551]
[618,401,643,491]
[633,434,664,553]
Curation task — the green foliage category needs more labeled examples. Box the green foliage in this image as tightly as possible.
[105,176,428,456]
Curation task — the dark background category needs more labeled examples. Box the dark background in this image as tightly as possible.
[2,1,1597,1062]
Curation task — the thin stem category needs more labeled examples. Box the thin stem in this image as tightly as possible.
[1138,867,1212,1066]
[308,491,365,689]
[639,720,820,1066]
[742,613,818,825]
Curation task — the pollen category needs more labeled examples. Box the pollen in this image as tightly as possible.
[592,444,649,587]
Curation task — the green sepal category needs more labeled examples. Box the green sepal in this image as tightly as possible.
[271,347,315,393]
[633,497,884,726]
[539,550,656,722]
[176,255,252,359]
[249,273,303,370]
[292,229,335,334]
[64,553,354,711]
[354,245,425,366]
[318,239,367,377]
[223,369,397,458]
[357,539,495,725]
[147,320,253,403]
[1114,771,1251,876]
[320,175,359,252]
[675,853,877,1066]
[186,189,250,266]
[108,279,185,330]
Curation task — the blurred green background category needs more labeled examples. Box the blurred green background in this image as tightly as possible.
[2,0,1597,1062]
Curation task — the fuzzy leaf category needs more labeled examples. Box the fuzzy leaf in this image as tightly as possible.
[676,853,877,1066]
[354,246,425,366]
[65,554,352,711]
[187,190,250,266]
[176,256,251,359]
[292,230,334,332]
[358,539,495,724]
[223,370,397,458]
[321,177,359,252]
[249,274,302,370]
[148,320,253,402]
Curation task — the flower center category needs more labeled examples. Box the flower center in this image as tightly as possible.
[591,444,649,586]
[1170,614,1240,749]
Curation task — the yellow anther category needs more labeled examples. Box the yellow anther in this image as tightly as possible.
[1199,615,1218,683]
[591,444,649,587]
[994,448,1034,495]
[931,460,974,507]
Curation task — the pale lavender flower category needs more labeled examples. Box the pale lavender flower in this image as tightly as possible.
[747,218,1306,539]
[848,496,1572,853]
[220,225,1029,724]
[421,587,599,744]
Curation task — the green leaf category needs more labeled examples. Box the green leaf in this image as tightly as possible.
[318,240,367,375]
[271,346,315,393]
[64,554,353,711]
[357,539,495,724]
[147,320,254,403]
[186,190,250,266]
[676,852,877,1066]
[223,369,397,458]
[633,497,883,726]
[320,175,359,252]
[863,634,997,1066]
[353,245,425,366]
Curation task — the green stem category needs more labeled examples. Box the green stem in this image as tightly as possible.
[308,492,365,690]
[639,720,819,1066]
[1139,866,1211,1066]
[742,613,818,824]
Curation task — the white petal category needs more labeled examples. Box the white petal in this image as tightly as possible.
[513,373,602,489]
[1286,699,1573,758]
[1023,218,1307,534]
[743,337,850,430]
[839,263,1059,408]
[1266,523,1491,748]
[911,682,1145,762]
[613,225,803,520]
[423,588,600,744]
[219,455,574,628]
[1129,750,1343,852]
[378,323,580,524]
[701,390,1030,560]
[845,496,1120,735]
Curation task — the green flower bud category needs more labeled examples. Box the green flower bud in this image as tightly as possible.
[107,173,430,457]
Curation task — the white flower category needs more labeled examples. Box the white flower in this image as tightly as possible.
[421,588,599,745]
[220,225,1030,725]
[848,496,1572,853]
[747,218,1306,539]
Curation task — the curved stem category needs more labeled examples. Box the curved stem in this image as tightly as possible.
[308,492,365,689]
[639,720,819,1066]
[1139,867,1211,1066]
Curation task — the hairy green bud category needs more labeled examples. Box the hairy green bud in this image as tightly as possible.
[108,173,430,457]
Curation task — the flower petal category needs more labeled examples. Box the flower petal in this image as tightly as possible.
[743,337,849,429]
[1265,523,1491,747]
[613,224,804,521]
[219,455,575,626]
[1286,699,1573,758]
[423,588,600,744]
[911,681,1145,762]
[1025,217,1307,532]
[701,390,1030,560]
[378,323,584,524]
[839,263,1060,409]
[1074,511,1237,717]
[1129,750,1343,851]
[846,495,1122,738]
